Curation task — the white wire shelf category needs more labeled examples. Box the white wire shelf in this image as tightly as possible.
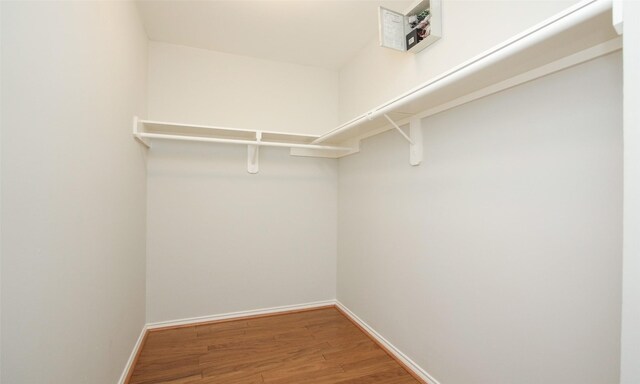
[313,0,620,146]
[134,119,351,151]
[134,0,621,173]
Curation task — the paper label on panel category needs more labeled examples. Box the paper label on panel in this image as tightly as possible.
[379,7,406,51]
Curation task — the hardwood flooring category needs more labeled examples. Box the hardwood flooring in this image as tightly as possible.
[128,307,422,384]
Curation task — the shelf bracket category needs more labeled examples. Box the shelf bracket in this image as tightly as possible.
[409,117,423,166]
[383,114,422,166]
[132,116,151,148]
[613,0,623,35]
[383,114,414,145]
[247,131,261,174]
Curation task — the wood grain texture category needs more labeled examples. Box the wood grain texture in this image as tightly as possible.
[334,306,427,384]
[127,307,422,384]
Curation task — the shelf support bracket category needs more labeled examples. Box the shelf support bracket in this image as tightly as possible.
[247,131,261,174]
[613,0,623,35]
[384,114,422,166]
[132,116,151,148]
[409,117,423,166]
[383,114,414,145]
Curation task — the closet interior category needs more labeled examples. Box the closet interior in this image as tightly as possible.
[1,0,638,383]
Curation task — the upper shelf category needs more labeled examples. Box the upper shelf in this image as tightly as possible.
[134,118,351,152]
[314,0,620,146]
[134,0,621,170]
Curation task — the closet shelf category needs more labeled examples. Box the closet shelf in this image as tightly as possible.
[133,118,354,174]
[134,119,351,151]
[134,0,621,172]
[312,0,620,147]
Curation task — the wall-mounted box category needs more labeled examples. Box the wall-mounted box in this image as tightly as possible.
[379,0,441,53]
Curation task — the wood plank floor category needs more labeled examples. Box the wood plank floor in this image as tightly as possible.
[128,307,421,384]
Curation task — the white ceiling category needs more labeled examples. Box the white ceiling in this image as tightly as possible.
[136,0,412,70]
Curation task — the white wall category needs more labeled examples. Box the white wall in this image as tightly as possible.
[145,40,340,324]
[1,2,148,383]
[337,52,622,384]
[339,0,579,122]
[147,42,339,135]
[621,1,640,383]
[0,2,3,380]
[146,141,337,323]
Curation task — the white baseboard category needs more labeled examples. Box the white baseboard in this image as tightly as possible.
[336,300,441,384]
[146,300,336,330]
[117,324,148,384]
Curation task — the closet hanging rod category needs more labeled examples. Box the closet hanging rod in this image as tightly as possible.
[137,132,352,151]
